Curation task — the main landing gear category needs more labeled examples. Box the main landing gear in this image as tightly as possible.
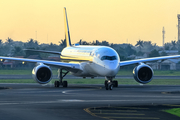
[104,79,118,90]
[54,69,69,88]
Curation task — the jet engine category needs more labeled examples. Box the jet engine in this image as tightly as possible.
[133,63,153,84]
[32,63,52,84]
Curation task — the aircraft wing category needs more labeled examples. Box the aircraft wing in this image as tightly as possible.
[0,56,82,72]
[24,49,61,55]
[120,55,180,66]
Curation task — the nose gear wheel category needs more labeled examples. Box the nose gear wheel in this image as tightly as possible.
[104,80,118,90]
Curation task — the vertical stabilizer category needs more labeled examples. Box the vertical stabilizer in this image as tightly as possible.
[64,7,71,47]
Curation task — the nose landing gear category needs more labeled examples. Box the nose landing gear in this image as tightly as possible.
[104,79,118,90]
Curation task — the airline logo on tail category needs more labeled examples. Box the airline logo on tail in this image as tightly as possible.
[64,7,71,47]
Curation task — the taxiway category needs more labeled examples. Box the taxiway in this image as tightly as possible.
[0,84,180,120]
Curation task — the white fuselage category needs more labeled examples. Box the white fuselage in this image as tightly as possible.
[60,45,120,78]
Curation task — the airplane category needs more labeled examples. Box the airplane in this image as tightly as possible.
[1,7,180,90]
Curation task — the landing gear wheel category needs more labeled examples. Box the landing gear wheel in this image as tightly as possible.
[105,84,108,90]
[63,81,68,87]
[105,80,109,90]
[113,80,118,87]
[55,69,69,88]
[54,81,60,87]
[105,81,113,90]
[104,80,108,86]
[109,84,113,90]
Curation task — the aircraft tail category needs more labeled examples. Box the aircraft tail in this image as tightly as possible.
[64,7,71,47]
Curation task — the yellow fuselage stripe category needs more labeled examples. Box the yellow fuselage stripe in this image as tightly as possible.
[60,55,93,63]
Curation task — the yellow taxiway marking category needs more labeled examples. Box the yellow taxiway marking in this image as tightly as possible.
[84,108,97,117]
[84,107,157,120]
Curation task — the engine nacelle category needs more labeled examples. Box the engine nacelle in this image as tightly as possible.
[133,63,154,84]
[32,63,52,84]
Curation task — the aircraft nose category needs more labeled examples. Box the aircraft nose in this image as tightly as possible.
[107,68,116,76]
[105,62,119,76]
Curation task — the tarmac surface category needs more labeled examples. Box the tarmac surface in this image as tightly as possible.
[0,83,180,120]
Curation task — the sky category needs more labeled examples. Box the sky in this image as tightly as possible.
[0,0,180,46]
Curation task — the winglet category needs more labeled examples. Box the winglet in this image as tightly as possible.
[64,7,71,47]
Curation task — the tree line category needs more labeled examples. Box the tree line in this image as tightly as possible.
[0,37,180,61]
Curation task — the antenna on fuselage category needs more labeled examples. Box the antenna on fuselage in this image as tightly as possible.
[64,7,72,47]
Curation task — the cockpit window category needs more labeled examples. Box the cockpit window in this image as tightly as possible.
[101,56,117,61]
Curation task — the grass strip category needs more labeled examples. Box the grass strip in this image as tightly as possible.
[0,70,180,76]
[0,78,180,85]
[164,108,180,117]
